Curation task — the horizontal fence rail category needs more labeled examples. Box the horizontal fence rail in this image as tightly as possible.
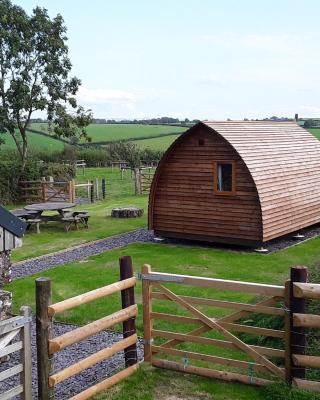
[36,256,138,400]
[0,306,32,400]
[140,264,320,392]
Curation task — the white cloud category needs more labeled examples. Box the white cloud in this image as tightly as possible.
[77,86,136,104]
[299,106,320,117]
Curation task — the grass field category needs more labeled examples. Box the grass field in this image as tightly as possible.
[0,130,65,151]
[8,236,320,399]
[29,122,185,144]
[134,134,181,150]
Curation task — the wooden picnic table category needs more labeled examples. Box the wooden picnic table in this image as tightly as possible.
[24,202,75,217]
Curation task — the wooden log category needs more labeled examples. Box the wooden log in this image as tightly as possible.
[151,292,285,316]
[49,304,138,354]
[111,207,144,218]
[119,256,137,367]
[69,362,140,400]
[152,329,285,358]
[48,277,136,317]
[142,264,152,362]
[293,282,320,299]
[20,306,32,400]
[36,278,53,400]
[284,280,292,383]
[49,334,137,387]
[293,378,320,392]
[293,313,320,328]
[142,271,285,297]
[292,354,320,369]
[290,266,307,380]
[152,359,272,387]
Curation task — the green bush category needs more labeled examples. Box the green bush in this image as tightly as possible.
[40,163,75,181]
[262,383,320,400]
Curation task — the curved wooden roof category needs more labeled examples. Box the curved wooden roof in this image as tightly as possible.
[202,121,320,241]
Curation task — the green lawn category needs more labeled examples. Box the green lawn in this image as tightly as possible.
[8,236,320,399]
[308,128,320,140]
[11,167,148,262]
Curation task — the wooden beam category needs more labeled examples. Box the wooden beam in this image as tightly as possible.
[292,354,320,369]
[49,334,137,387]
[49,305,138,354]
[69,363,140,400]
[151,345,282,374]
[293,378,320,392]
[293,313,320,328]
[154,283,285,379]
[293,282,320,299]
[142,272,285,297]
[142,264,153,362]
[152,329,285,358]
[48,277,136,317]
[151,292,285,316]
[152,359,272,386]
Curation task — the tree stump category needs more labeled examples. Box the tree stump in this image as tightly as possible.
[111,207,144,218]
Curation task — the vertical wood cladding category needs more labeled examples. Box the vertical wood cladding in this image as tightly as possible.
[149,126,263,244]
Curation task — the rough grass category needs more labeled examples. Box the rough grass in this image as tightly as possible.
[0,129,64,151]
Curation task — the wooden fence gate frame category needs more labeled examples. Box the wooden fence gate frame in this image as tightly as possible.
[141,265,320,391]
[19,181,74,204]
[36,256,139,400]
[0,306,32,400]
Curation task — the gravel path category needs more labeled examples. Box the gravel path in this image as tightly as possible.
[0,319,143,399]
[12,229,154,280]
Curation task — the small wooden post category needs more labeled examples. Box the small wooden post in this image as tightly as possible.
[90,180,94,203]
[119,256,137,367]
[142,264,152,362]
[121,168,124,180]
[20,306,32,400]
[95,178,99,200]
[36,278,53,400]
[102,178,106,199]
[290,266,307,381]
[72,179,76,203]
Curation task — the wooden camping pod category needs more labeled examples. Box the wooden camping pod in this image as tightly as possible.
[148,121,320,246]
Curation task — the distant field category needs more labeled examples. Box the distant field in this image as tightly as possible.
[134,133,181,150]
[29,122,186,144]
[0,130,64,151]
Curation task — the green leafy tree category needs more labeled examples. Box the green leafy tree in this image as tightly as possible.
[0,0,92,169]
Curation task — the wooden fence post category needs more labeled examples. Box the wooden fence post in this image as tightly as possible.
[102,178,106,199]
[289,266,307,381]
[90,180,94,203]
[119,256,137,367]
[95,178,99,200]
[36,278,53,400]
[142,264,152,362]
[20,305,32,400]
[134,168,141,195]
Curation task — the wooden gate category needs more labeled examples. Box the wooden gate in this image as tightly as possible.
[36,256,139,400]
[141,265,287,386]
[19,181,74,204]
[139,172,154,194]
[0,306,32,399]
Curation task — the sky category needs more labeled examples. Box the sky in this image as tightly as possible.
[15,0,320,120]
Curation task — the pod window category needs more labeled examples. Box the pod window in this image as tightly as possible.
[213,161,236,195]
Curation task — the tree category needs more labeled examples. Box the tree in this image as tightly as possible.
[0,0,92,169]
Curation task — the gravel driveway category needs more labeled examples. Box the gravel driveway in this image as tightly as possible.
[12,228,154,280]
